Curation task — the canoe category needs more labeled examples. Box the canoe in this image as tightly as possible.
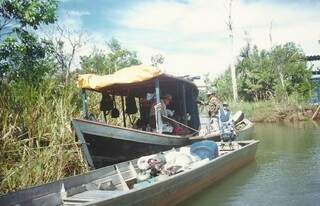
[0,140,259,206]
[73,118,254,169]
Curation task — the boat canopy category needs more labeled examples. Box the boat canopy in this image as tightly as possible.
[77,65,162,92]
[77,65,200,132]
[77,65,198,96]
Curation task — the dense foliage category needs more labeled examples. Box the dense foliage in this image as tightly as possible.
[80,38,141,74]
[0,0,58,85]
[211,43,313,102]
[0,0,142,194]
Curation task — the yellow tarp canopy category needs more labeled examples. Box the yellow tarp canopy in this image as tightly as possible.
[77,65,163,91]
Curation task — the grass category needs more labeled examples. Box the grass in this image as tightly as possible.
[229,96,314,122]
[0,79,136,195]
[0,80,87,195]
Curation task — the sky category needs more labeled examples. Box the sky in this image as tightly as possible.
[57,0,320,78]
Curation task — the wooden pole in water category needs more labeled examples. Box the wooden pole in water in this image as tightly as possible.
[312,105,320,120]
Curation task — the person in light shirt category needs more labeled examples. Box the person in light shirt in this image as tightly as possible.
[149,94,172,128]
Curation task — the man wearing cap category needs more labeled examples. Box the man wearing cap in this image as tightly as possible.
[207,89,221,118]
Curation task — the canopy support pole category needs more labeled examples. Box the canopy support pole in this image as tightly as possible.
[155,79,163,133]
[121,96,126,127]
[80,89,89,119]
[182,83,187,125]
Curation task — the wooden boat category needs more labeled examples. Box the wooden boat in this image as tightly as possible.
[74,65,254,169]
[73,117,254,169]
[73,118,190,169]
[0,140,259,206]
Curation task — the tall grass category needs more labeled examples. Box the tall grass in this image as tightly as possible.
[0,79,87,194]
[0,77,139,194]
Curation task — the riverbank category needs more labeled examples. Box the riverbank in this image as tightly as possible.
[229,100,318,123]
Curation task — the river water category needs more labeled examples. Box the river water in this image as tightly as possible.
[180,122,320,206]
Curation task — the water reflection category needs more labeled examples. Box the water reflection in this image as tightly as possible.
[180,122,320,206]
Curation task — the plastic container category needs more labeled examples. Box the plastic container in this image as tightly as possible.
[190,140,219,160]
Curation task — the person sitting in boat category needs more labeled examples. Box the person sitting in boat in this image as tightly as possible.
[149,94,173,129]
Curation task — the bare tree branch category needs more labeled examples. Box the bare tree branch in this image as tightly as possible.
[42,23,88,84]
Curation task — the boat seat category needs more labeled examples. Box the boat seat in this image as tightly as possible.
[63,190,125,205]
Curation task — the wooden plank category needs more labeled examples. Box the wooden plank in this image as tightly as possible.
[115,165,130,191]
[129,162,138,178]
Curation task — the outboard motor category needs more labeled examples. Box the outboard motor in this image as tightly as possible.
[232,111,244,125]
[218,107,236,142]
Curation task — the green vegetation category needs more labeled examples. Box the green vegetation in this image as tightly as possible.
[210,42,314,102]
[229,98,313,122]
[0,80,86,194]
[0,0,141,194]
[204,42,316,122]
[80,38,141,74]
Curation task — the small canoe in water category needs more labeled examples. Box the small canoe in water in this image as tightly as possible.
[0,140,259,206]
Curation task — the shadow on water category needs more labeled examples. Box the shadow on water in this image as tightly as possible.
[180,121,320,206]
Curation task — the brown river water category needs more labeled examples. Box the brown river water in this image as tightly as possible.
[179,122,320,206]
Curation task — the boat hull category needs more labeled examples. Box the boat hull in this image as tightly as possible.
[72,118,254,169]
[0,140,259,206]
[89,141,259,206]
[72,119,189,169]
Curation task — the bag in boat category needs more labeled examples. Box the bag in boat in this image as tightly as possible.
[100,92,113,112]
[111,95,120,118]
[100,92,114,121]
[125,96,138,114]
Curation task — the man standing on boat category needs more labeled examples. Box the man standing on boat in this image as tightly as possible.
[207,88,221,118]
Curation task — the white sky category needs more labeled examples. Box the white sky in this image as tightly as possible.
[58,0,320,79]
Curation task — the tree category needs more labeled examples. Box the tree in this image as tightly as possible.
[213,42,313,102]
[45,24,88,84]
[0,30,55,84]
[80,49,108,74]
[226,0,238,102]
[151,54,164,67]
[0,0,57,37]
[80,38,141,74]
[0,0,58,85]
